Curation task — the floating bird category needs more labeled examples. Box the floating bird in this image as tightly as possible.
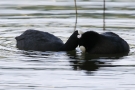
[15,29,78,51]
[78,31,129,54]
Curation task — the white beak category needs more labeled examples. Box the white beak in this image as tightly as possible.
[79,46,86,53]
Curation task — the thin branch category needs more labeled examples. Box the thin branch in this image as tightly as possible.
[103,0,106,30]
[74,0,78,31]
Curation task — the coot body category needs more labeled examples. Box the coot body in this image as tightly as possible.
[15,29,78,51]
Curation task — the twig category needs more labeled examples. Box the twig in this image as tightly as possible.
[74,0,78,31]
[103,0,106,30]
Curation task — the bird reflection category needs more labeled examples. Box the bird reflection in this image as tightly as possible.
[70,59,104,71]
[67,51,128,74]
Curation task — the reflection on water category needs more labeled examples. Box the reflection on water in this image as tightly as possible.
[67,51,129,73]
[0,0,135,90]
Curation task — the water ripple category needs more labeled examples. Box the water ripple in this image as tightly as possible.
[0,0,135,90]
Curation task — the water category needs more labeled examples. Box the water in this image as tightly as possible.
[0,0,135,90]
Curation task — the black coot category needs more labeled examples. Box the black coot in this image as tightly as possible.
[15,29,78,51]
[78,31,129,54]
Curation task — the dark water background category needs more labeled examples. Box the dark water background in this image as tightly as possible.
[0,0,135,90]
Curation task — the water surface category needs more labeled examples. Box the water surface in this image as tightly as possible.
[0,0,135,90]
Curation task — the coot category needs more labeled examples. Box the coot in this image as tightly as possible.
[78,31,129,54]
[15,29,78,51]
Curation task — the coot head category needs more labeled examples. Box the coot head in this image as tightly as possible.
[78,31,100,52]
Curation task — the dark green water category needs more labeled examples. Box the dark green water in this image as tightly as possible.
[0,0,135,90]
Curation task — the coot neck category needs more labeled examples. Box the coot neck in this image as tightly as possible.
[59,31,79,51]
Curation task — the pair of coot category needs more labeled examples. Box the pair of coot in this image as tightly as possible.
[15,29,129,54]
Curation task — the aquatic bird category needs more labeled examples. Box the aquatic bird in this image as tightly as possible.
[78,31,129,54]
[15,29,79,51]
